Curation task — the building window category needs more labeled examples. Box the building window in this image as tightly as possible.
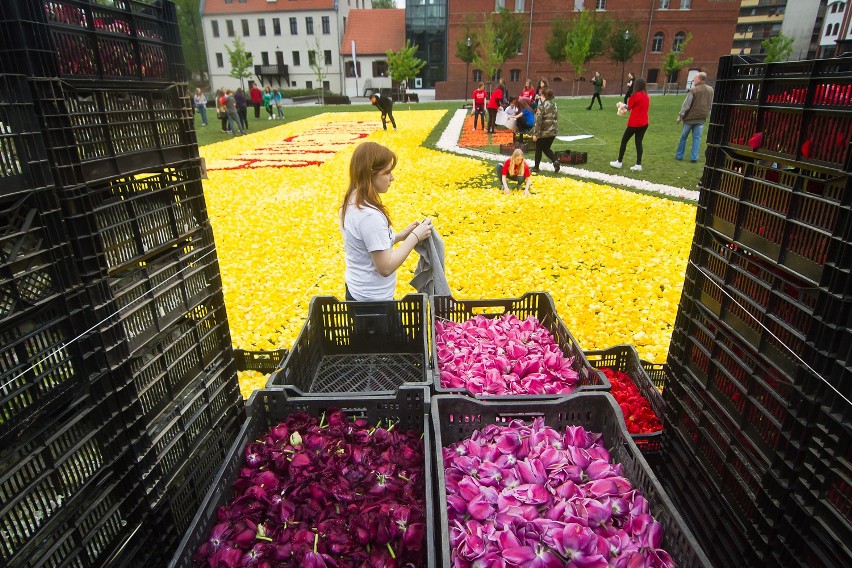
[215,53,224,67]
[680,0,691,8]
[290,17,297,35]
[510,69,520,81]
[245,52,252,63]
[647,68,659,83]
[345,61,361,77]
[835,23,841,35]
[324,50,332,65]
[308,50,316,65]
[211,20,219,37]
[226,20,234,37]
[292,51,300,66]
[516,0,525,12]
[323,80,330,90]
[473,69,482,82]
[373,60,388,77]
[306,17,314,35]
[673,31,686,52]
[306,81,313,89]
[322,16,330,34]
[258,19,266,36]
[596,0,605,9]
[659,0,670,9]
[261,52,269,65]
[225,0,232,3]
[272,18,281,35]
[495,0,505,11]
[241,19,249,36]
[652,32,664,52]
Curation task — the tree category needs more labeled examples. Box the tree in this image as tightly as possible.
[174,0,208,85]
[493,8,526,66]
[662,33,694,92]
[454,15,480,67]
[470,9,526,85]
[545,17,571,67]
[563,11,610,83]
[761,33,794,63]
[386,39,426,85]
[371,0,396,7]
[225,37,253,89]
[608,23,643,95]
[308,37,328,104]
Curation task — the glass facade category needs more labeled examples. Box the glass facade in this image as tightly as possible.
[406,0,447,88]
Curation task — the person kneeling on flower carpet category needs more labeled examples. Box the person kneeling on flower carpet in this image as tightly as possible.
[496,149,531,196]
[340,142,432,301]
[370,94,397,131]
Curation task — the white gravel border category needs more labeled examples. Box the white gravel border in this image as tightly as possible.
[435,109,699,202]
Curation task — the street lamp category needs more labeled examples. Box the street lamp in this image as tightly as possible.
[620,29,630,97]
[465,37,472,100]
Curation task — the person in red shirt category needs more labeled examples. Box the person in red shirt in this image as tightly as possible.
[610,78,650,172]
[495,148,531,195]
[471,82,487,130]
[519,79,536,104]
[249,82,263,119]
[486,78,506,133]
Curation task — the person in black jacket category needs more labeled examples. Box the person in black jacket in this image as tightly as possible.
[370,94,397,131]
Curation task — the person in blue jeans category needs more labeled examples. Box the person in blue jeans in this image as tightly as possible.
[676,72,714,162]
[193,88,208,126]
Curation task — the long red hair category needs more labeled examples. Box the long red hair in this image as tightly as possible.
[340,142,397,225]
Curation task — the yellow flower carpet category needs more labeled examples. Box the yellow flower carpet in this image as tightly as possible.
[199,111,696,398]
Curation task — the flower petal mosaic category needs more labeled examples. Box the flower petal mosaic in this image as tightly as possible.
[198,111,695,397]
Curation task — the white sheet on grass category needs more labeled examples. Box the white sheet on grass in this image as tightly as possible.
[556,135,595,142]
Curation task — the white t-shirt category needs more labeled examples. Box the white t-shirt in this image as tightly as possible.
[341,204,396,301]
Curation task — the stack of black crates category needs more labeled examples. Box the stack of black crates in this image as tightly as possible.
[0,1,243,566]
[664,55,851,567]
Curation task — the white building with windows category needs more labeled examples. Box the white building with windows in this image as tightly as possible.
[820,0,848,58]
[200,0,373,94]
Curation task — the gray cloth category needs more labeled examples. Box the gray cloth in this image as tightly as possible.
[410,229,450,296]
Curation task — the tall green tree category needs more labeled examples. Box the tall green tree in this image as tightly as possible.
[470,9,525,84]
[662,33,694,92]
[545,17,571,67]
[563,11,610,79]
[371,0,396,7]
[454,15,480,68]
[225,37,253,89]
[761,33,794,62]
[608,23,643,94]
[174,0,208,85]
[386,39,426,84]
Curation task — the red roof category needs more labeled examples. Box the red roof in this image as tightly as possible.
[203,0,335,14]
[340,9,405,55]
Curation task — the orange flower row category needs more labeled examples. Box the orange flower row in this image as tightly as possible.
[457,115,514,147]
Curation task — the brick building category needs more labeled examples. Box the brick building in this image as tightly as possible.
[435,0,741,100]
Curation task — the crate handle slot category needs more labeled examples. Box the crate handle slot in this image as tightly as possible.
[470,306,508,317]
[496,412,546,423]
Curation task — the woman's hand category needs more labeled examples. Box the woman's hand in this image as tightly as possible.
[395,221,419,243]
[410,218,433,242]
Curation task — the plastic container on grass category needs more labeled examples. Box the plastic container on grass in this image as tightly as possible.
[266,294,431,397]
[0,0,184,83]
[584,345,665,454]
[169,385,435,568]
[28,79,197,186]
[234,348,288,373]
[431,292,607,398]
[59,160,208,280]
[0,74,54,196]
[431,393,711,567]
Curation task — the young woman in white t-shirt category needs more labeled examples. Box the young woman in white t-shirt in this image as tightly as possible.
[340,142,433,301]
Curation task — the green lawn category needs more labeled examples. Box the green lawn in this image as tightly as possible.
[193,95,705,190]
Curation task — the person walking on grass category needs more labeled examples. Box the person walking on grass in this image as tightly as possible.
[531,87,560,174]
[370,93,397,131]
[472,82,487,130]
[676,72,714,163]
[263,86,275,120]
[610,78,649,172]
[587,71,605,110]
[193,88,208,127]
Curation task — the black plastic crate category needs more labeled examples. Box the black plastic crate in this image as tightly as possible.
[266,294,431,396]
[776,485,852,568]
[0,288,97,446]
[431,292,608,398]
[0,74,54,196]
[83,224,223,367]
[1,189,81,328]
[169,385,435,568]
[0,0,184,83]
[108,520,167,568]
[126,352,243,503]
[234,348,288,373]
[29,79,197,186]
[585,345,665,455]
[0,385,133,564]
[57,160,208,281]
[431,393,711,567]
[640,358,668,390]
